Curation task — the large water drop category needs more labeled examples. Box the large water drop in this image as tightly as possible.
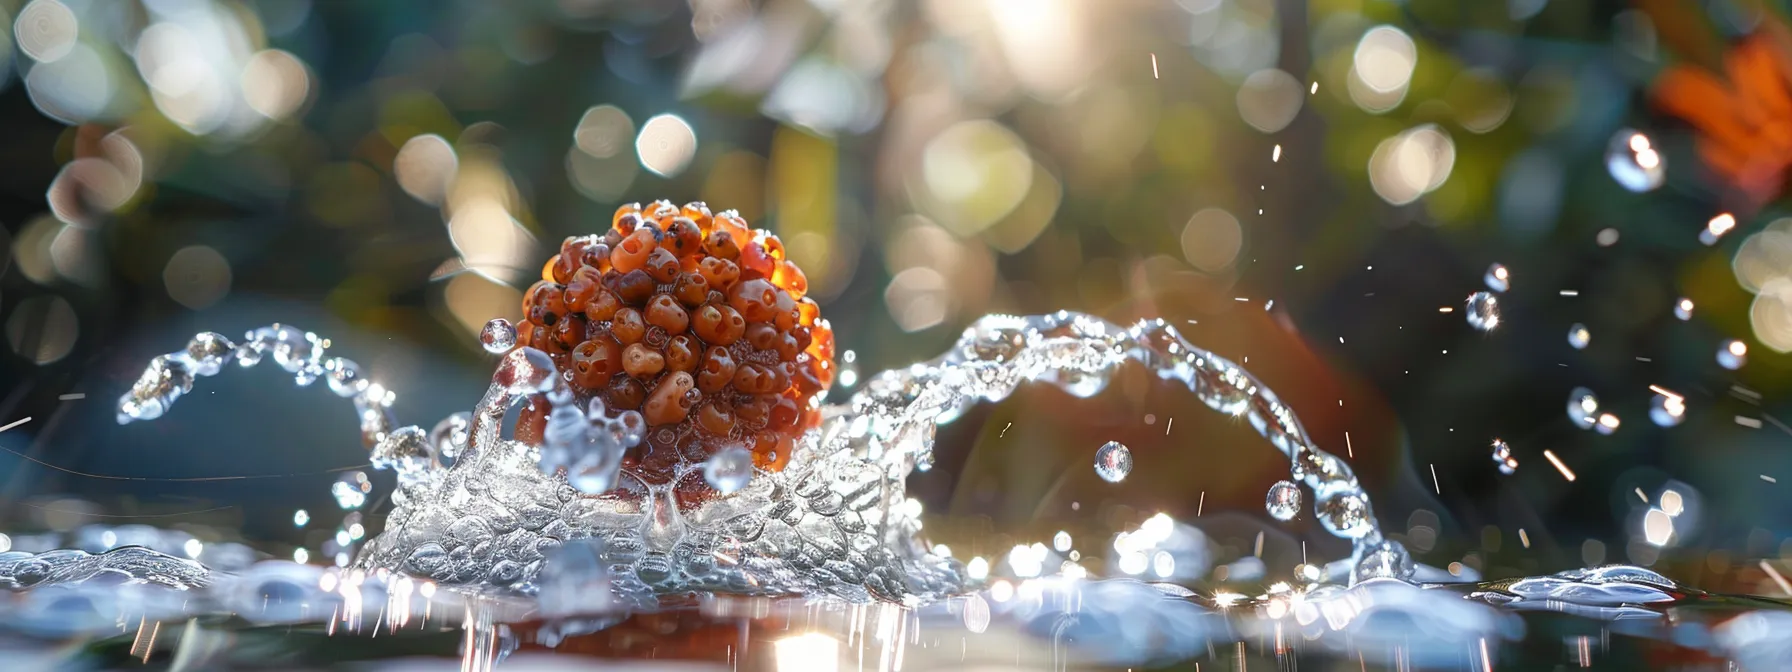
[1266,480,1301,521]
[1094,441,1133,483]
[1465,292,1500,331]
[480,318,517,354]
[1567,323,1590,350]
[1567,387,1600,429]
[1605,128,1664,192]
[1490,439,1517,474]
[703,446,754,494]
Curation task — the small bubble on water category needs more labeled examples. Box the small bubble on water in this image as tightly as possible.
[1465,292,1501,331]
[479,318,517,354]
[1650,392,1687,427]
[1718,339,1748,369]
[1568,323,1590,349]
[1266,480,1301,521]
[292,509,310,527]
[1093,441,1133,483]
[1567,387,1600,429]
[1490,439,1517,475]
[1675,298,1694,321]
[703,446,754,494]
[1605,128,1665,192]
[1484,263,1510,292]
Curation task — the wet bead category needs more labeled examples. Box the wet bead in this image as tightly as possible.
[612,228,658,273]
[698,257,740,291]
[665,334,701,373]
[612,308,647,344]
[612,203,642,232]
[739,242,775,279]
[728,279,781,323]
[796,297,821,327]
[680,201,712,230]
[583,242,611,271]
[713,210,749,241]
[514,319,536,348]
[745,323,780,351]
[754,435,793,471]
[613,269,657,305]
[607,376,646,410]
[772,291,797,331]
[775,333,802,362]
[564,267,602,313]
[692,304,746,345]
[735,395,774,426]
[773,260,808,299]
[515,396,550,445]
[704,230,740,260]
[570,336,623,390]
[733,363,781,394]
[696,400,735,435]
[584,287,622,321]
[673,273,710,307]
[643,371,697,425]
[758,233,787,262]
[622,342,666,378]
[768,395,801,429]
[645,295,690,335]
[698,346,737,393]
[553,313,585,347]
[644,247,682,284]
[665,218,704,257]
[645,199,679,224]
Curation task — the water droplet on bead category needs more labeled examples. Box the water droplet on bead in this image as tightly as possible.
[1567,387,1600,429]
[292,509,310,527]
[704,446,755,494]
[1490,439,1517,475]
[1675,298,1694,321]
[185,332,234,376]
[1093,441,1132,483]
[1266,480,1301,521]
[1465,292,1500,331]
[1605,128,1664,192]
[1650,392,1686,427]
[1484,263,1510,292]
[480,318,517,354]
[1567,323,1590,350]
[1718,339,1747,370]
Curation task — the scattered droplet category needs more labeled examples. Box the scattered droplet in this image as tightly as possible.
[1465,292,1501,331]
[1568,323,1590,350]
[1595,412,1621,435]
[1719,339,1748,370]
[292,509,310,528]
[1266,480,1301,521]
[1675,298,1694,321]
[1490,439,1517,475]
[330,472,370,510]
[1650,393,1686,427]
[1484,263,1510,292]
[1605,128,1664,192]
[1052,530,1072,552]
[1093,441,1133,483]
[1701,213,1737,246]
[838,350,859,388]
[1294,562,1323,583]
[703,446,754,494]
[1568,387,1600,429]
[480,318,517,354]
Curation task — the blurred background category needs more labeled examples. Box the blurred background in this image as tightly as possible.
[3,0,1792,600]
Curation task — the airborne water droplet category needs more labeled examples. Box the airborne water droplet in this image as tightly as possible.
[1605,128,1664,192]
[1567,323,1590,350]
[1675,298,1694,321]
[1567,387,1600,429]
[838,350,859,388]
[1718,339,1748,370]
[703,446,754,494]
[1266,480,1301,521]
[1490,439,1517,475]
[1093,441,1132,483]
[1650,393,1686,427]
[292,509,310,527]
[480,318,517,354]
[1484,263,1510,292]
[1465,292,1500,331]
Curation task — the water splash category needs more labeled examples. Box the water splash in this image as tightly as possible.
[1093,440,1133,483]
[1466,292,1500,331]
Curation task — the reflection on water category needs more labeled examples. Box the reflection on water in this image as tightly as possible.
[0,313,1778,668]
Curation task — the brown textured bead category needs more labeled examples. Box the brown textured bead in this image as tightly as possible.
[744,322,780,351]
[773,260,807,299]
[645,200,680,226]
[553,313,585,347]
[571,336,623,389]
[696,400,734,435]
[691,304,745,345]
[665,334,700,373]
[728,279,780,322]
[697,346,737,392]
[612,203,642,233]
[515,396,550,445]
[583,242,611,271]
[697,257,740,291]
[622,342,665,378]
[643,371,697,425]
[754,435,793,470]
[768,396,801,429]
[713,210,749,241]
[644,247,681,284]
[673,273,710,307]
[645,295,690,334]
[733,363,780,394]
[665,218,704,257]
[680,201,712,230]
[612,308,647,344]
[613,269,657,305]
[735,394,773,426]
[738,242,774,279]
[703,230,740,260]
[772,291,797,331]
[585,287,622,321]
[608,376,646,410]
[565,268,601,313]
[612,228,656,273]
